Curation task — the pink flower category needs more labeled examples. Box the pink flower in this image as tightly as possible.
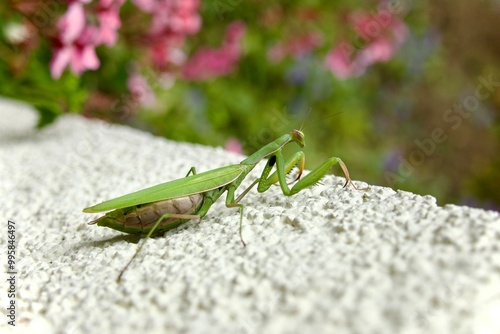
[95,0,124,46]
[127,72,156,108]
[131,0,156,12]
[51,27,100,78]
[50,0,124,78]
[268,33,322,62]
[224,138,243,154]
[57,2,86,44]
[149,34,186,69]
[147,0,201,35]
[324,42,364,79]
[325,10,408,79]
[182,22,245,81]
[95,9,119,46]
[100,0,122,7]
[133,0,201,68]
[169,2,201,34]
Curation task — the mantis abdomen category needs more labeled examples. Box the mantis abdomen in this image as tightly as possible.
[90,194,204,235]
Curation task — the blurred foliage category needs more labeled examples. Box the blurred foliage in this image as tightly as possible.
[0,0,499,210]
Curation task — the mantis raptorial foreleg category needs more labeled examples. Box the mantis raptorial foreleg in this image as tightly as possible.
[224,152,307,246]
[259,149,361,195]
[185,167,197,177]
[258,151,305,192]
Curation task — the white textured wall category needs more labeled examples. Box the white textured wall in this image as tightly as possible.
[1,97,500,334]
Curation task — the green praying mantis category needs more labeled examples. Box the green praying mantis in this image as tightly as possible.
[83,128,363,280]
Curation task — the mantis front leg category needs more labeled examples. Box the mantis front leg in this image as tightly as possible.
[258,149,362,196]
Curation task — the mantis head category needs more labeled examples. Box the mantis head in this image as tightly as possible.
[291,129,305,148]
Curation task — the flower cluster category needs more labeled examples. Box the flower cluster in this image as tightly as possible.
[126,71,156,108]
[182,21,246,81]
[133,0,201,69]
[50,2,406,87]
[51,0,125,78]
[324,9,408,79]
[267,33,323,63]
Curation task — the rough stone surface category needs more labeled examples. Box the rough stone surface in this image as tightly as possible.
[1,97,499,334]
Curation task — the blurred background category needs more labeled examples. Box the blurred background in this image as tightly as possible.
[1,0,499,210]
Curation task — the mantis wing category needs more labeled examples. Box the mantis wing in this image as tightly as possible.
[83,164,248,213]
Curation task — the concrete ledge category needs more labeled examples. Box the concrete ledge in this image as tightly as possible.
[1,97,500,334]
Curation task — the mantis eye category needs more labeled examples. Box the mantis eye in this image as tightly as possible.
[291,129,305,148]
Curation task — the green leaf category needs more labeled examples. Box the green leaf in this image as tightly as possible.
[34,104,62,129]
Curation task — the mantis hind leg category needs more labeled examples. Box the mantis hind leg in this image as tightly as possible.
[117,212,200,282]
